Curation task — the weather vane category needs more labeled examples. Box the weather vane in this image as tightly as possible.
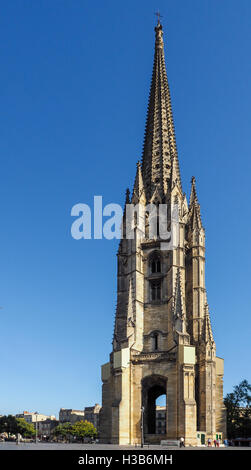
[155,10,163,25]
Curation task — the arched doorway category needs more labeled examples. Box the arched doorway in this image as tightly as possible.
[142,375,167,437]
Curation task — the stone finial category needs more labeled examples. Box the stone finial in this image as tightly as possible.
[189,176,198,206]
[155,22,164,49]
[125,188,130,204]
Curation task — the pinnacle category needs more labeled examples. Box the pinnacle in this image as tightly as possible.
[203,303,215,345]
[189,176,198,206]
[188,176,203,229]
[132,161,145,203]
[122,187,130,217]
[125,188,130,205]
[173,268,189,339]
[173,269,184,318]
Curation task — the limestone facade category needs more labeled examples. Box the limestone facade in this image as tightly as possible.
[100,22,226,446]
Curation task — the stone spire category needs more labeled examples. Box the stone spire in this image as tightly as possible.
[120,188,130,241]
[203,302,215,345]
[141,22,182,201]
[125,187,131,205]
[189,176,198,206]
[188,176,203,229]
[131,161,146,204]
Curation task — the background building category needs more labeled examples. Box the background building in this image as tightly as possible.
[84,404,101,431]
[59,409,85,424]
[16,411,56,424]
[59,405,101,430]
[155,406,166,435]
[37,419,59,440]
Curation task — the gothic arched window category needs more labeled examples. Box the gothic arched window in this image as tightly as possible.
[148,252,162,302]
[150,254,161,274]
[150,280,161,301]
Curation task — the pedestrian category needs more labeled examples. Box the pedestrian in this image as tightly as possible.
[179,437,185,448]
[217,438,220,448]
[207,438,212,447]
[213,439,217,447]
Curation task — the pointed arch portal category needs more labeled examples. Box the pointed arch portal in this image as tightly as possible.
[142,375,167,435]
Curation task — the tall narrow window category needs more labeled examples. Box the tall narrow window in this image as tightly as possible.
[150,280,161,301]
[156,215,160,237]
[150,256,161,274]
[145,212,149,239]
[153,332,158,350]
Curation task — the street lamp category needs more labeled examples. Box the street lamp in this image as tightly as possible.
[35,412,38,444]
[141,406,144,448]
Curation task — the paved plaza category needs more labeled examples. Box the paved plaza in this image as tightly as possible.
[0,442,250,451]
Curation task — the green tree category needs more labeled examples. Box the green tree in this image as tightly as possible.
[16,418,35,438]
[71,420,97,441]
[0,415,19,435]
[0,415,35,438]
[52,422,73,441]
[224,379,251,438]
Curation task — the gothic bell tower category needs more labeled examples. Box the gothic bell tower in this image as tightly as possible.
[100,21,226,446]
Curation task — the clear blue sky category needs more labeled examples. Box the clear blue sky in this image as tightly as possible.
[0,0,250,418]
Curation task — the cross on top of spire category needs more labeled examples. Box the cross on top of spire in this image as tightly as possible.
[155,10,163,25]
